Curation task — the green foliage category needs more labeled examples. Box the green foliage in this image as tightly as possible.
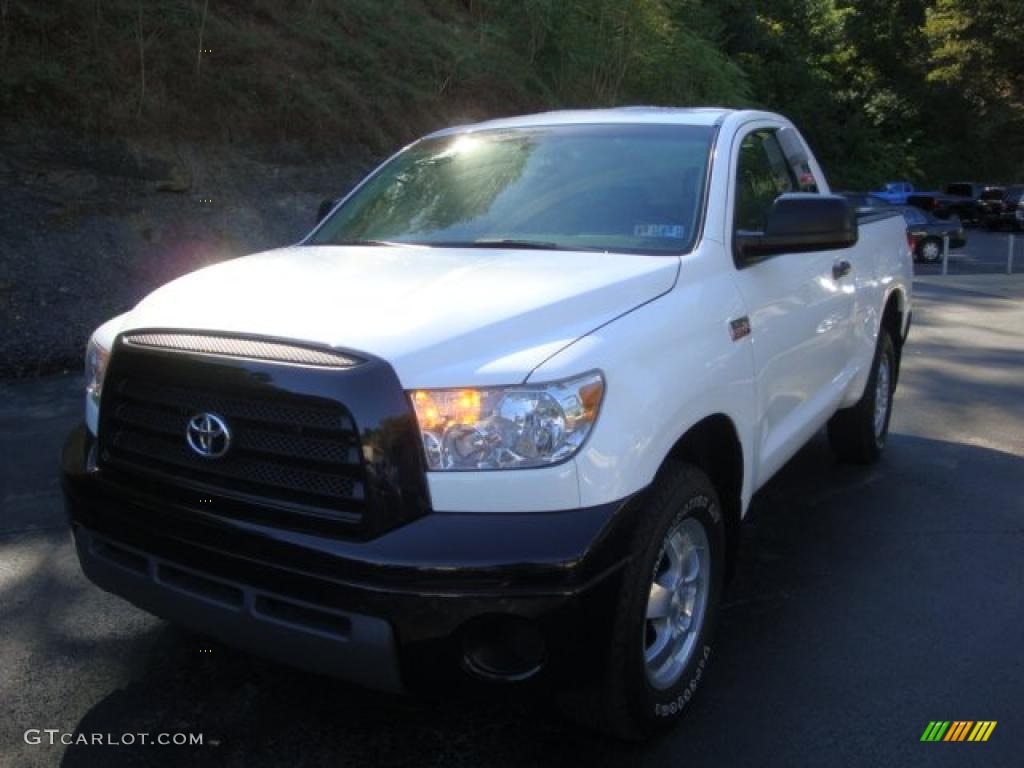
[923,0,1024,180]
[485,0,749,106]
[0,0,1022,185]
[0,0,546,150]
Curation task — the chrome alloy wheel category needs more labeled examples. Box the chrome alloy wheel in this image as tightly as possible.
[921,240,941,262]
[874,353,891,440]
[644,517,710,690]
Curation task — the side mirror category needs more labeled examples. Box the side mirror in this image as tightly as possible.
[316,198,338,224]
[735,193,857,264]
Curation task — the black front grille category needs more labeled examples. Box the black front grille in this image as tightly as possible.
[100,376,367,529]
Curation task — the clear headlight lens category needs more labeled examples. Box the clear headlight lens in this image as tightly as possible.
[410,372,604,470]
[85,336,111,409]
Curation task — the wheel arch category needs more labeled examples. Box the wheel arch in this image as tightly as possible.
[661,414,744,580]
[881,287,908,385]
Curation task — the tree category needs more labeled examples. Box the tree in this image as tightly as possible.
[925,0,1024,179]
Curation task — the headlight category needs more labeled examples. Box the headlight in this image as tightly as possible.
[410,372,604,470]
[85,336,111,409]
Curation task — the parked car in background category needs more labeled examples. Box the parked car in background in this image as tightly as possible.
[899,205,966,263]
[977,186,1006,223]
[872,181,916,204]
[908,182,986,225]
[838,192,893,216]
[982,185,1024,231]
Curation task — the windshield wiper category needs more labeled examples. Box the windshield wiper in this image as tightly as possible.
[324,238,421,248]
[326,237,603,252]
[468,238,562,250]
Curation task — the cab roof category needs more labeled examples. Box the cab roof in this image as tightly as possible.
[426,107,777,137]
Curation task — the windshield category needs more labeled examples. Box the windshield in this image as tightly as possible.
[309,124,716,254]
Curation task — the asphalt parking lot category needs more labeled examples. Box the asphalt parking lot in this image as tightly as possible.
[916,226,1022,276]
[1,273,1022,768]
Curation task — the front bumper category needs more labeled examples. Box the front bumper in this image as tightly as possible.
[62,424,640,692]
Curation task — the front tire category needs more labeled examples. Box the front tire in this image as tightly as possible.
[582,462,725,740]
[828,329,896,464]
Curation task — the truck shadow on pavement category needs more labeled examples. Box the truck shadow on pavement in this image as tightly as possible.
[49,432,1023,768]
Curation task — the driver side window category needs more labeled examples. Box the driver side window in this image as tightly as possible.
[734,130,797,233]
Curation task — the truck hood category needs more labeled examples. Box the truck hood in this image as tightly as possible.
[124,245,679,386]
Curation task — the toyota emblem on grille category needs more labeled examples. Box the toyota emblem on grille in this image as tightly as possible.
[186,412,231,459]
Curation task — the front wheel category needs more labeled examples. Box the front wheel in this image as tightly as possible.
[828,329,896,464]
[572,462,725,740]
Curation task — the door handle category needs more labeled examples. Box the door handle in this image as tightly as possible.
[832,260,852,280]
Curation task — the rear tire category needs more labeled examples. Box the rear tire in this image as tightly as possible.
[565,462,725,740]
[828,330,896,464]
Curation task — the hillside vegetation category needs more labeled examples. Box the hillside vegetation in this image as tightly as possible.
[1,0,1023,377]
[2,0,1023,187]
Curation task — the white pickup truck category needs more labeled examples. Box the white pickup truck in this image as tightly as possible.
[62,108,912,739]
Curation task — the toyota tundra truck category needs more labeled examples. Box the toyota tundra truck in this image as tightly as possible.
[61,108,912,739]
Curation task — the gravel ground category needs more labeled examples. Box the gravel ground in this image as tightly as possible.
[0,129,373,377]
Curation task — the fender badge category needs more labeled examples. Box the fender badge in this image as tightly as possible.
[729,316,751,341]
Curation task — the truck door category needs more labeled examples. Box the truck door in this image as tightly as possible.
[728,126,855,484]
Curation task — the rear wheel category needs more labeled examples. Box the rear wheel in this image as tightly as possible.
[568,462,724,740]
[828,329,896,464]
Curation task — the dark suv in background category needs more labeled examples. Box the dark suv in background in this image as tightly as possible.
[982,185,1024,231]
[908,182,987,225]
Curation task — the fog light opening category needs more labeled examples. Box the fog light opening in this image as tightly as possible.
[462,615,545,683]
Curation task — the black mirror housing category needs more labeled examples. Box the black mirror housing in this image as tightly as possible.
[736,193,857,264]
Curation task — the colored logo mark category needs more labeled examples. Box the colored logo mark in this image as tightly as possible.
[920,721,997,742]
